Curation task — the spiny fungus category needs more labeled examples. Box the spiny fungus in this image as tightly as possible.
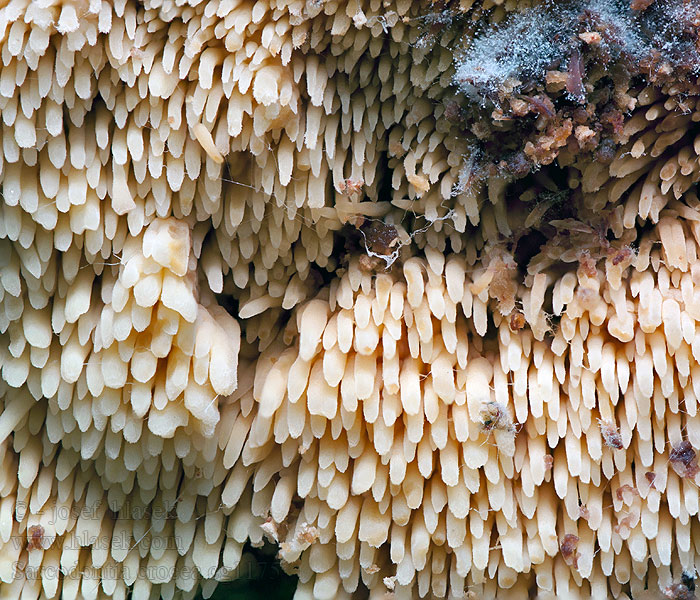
[0,0,700,600]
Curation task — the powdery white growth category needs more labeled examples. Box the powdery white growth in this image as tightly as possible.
[646,0,700,66]
[454,3,578,101]
[454,0,698,101]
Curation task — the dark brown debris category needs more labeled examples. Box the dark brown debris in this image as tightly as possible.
[509,311,526,331]
[630,0,657,11]
[362,221,400,257]
[669,441,700,478]
[663,578,696,600]
[566,49,586,101]
[26,525,45,551]
[560,534,581,569]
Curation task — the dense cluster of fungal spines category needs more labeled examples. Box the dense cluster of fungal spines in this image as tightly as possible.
[1,0,700,599]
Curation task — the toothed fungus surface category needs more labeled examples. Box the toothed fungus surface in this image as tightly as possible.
[1,1,700,599]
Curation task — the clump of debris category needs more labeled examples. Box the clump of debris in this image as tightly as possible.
[669,441,700,478]
[449,0,700,175]
[662,570,696,600]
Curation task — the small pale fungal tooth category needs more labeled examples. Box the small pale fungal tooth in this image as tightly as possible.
[0,0,699,599]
